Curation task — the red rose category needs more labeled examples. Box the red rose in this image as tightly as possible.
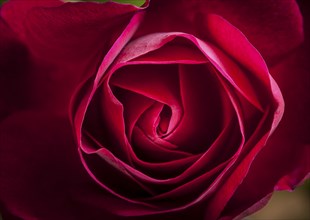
[0,0,309,219]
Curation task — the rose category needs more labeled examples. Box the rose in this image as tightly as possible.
[0,0,309,219]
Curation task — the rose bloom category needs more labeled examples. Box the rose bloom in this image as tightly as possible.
[0,0,309,219]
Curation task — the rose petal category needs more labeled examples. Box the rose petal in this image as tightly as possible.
[73,11,145,163]
[0,111,172,219]
[0,111,108,219]
[165,64,228,153]
[111,64,182,113]
[131,126,194,162]
[117,34,207,64]
[221,42,310,218]
[135,102,181,150]
[111,87,155,140]
[1,0,63,38]
[117,114,241,197]
[0,18,29,120]
[144,160,230,206]
[1,1,140,113]
[82,83,130,162]
[137,0,303,64]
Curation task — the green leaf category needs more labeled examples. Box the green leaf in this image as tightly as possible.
[0,0,145,7]
[0,0,7,5]
[108,0,145,6]
[64,0,145,7]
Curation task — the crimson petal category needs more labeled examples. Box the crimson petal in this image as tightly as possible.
[137,0,303,65]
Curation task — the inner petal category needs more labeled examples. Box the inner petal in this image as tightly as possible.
[131,126,193,163]
[110,64,182,110]
[136,102,179,150]
[111,86,155,141]
[157,104,172,137]
[166,64,225,154]
[110,64,183,140]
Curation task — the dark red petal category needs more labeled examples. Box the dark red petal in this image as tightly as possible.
[72,13,147,206]
[206,14,271,90]
[82,80,130,162]
[134,102,182,151]
[138,0,303,65]
[0,18,29,120]
[144,160,230,206]
[222,42,310,218]
[0,111,172,219]
[131,150,200,180]
[110,63,184,148]
[0,111,106,219]
[116,34,207,64]
[131,126,193,162]
[202,89,283,220]
[1,0,63,37]
[269,49,310,190]
[196,30,284,219]
[116,113,241,200]
[165,64,226,153]
[1,1,140,113]
[111,64,182,111]
[111,87,154,140]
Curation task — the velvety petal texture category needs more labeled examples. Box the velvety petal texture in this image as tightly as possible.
[1,0,140,113]
[0,0,308,219]
[0,17,29,121]
[136,0,304,65]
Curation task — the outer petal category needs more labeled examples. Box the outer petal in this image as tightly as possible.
[0,18,29,121]
[176,11,284,220]
[137,0,303,65]
[0,0,64,37]
[0,111,100,219]
[0,1,146,219]
[227,43,309,216]
[0,111,161,220]
[1,0,140,113]
[219,1,310,218]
